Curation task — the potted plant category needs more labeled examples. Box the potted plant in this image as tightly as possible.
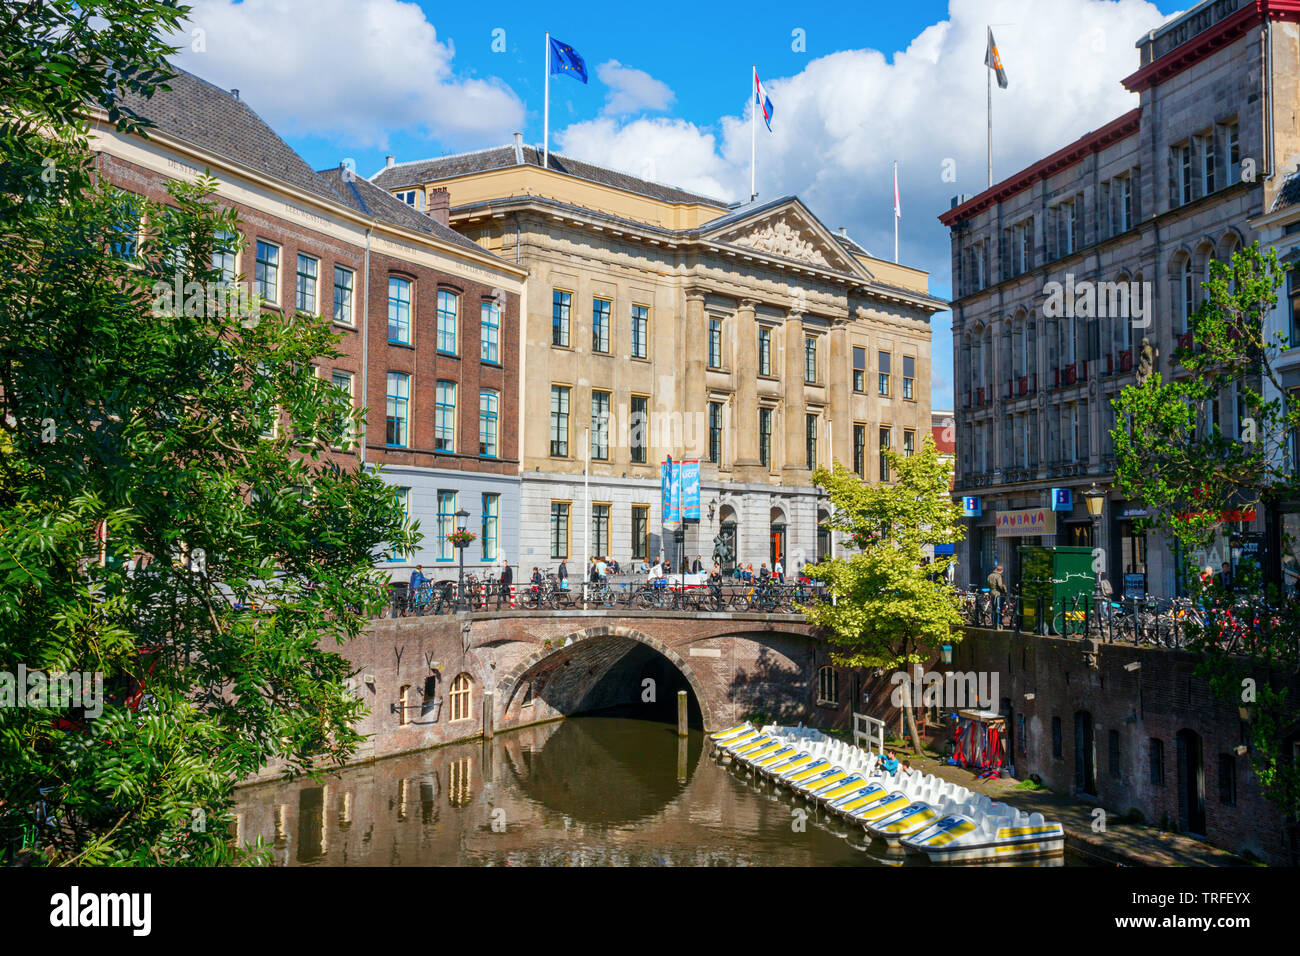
[445,529,477,549]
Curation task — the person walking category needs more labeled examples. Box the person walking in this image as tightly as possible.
[557,558,569,591]
[408,564,429,616]
[497,560,513,610]
[773,557,784,584]
[986,564,1007,626]
[691,555,703,574]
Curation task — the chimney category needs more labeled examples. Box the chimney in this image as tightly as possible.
[512,131,524,165]
[839,227,847,236]
[385,155,395,169]
[426,187,450,227]
[230,89,239,100]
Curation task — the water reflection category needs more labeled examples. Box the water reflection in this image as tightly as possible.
[234,718,1069,867]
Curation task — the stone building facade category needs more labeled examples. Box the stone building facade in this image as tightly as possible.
[90,69,527,581]
[373,143,944,575]
[940,0,1300,595]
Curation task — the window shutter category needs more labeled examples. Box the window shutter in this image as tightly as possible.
[1080,401,1091,461]
[1167,148,1178,209]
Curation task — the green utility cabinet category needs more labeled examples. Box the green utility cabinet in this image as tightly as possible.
[1016,545,1095,634]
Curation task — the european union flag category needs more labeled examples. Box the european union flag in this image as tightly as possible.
[549,37,587,83]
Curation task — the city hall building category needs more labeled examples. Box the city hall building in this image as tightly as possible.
[373,140,945,572]
[940,0,1300,595]
[93,69,527,582]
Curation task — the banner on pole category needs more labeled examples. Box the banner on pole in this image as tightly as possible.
[662,457,680,529]
[680,460,700,521]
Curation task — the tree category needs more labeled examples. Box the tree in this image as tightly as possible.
[801,435,966,754]
[0,1,417,864]
[1111,241,1300,825]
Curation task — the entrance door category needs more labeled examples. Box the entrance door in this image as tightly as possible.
[718,520,737,573]
[1074,711,1096,795]
[770,524,786,568]
[1176,729,1206,835]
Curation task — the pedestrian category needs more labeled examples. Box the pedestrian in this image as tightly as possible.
[595,555,608,581]
[558,558,569,590]
[497,560,513,609]
[986,563,1007,625]
[758,562,770,582]
[1216,561,1233,592]
[692,554,703,574]
[709,560,724,604]
[773,557,784,583]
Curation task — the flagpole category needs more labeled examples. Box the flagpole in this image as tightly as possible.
[894,160,899,264]
[544,32,550,170]
[987,27,993,188]
[750,67,756,201]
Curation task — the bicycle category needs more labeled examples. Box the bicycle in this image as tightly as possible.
[1051,592,1091,636]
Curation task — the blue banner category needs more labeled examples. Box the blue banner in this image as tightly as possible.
[680,460,700,521]
[662,457,680,528]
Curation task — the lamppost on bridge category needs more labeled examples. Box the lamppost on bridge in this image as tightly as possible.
[454,507,471,611]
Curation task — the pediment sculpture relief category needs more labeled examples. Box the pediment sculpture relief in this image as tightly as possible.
[728,218,830,267]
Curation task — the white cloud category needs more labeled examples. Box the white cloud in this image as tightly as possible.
[553,0,1181,408]
[172,0,523,149]
[596,60,676,115]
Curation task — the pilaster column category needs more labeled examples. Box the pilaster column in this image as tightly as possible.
[683,288,708,459]
[733,298,760,468]
[781,309,806,480]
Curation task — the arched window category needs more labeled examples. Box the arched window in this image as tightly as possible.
[449,673,472,722]
[817,665,838,705]
[1175,255,1195,333]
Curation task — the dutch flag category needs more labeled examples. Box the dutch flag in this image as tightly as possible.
[754,67,773,131]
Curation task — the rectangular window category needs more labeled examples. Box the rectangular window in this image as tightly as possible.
[437,289,458,354]
[805,413,818,470]
[759,407,772,467]
[479,390,499,458]
[388,276,411,344]
[1225,122,1240,184]
[435,381,457,453]
[385,371,409,447]
[255,240,279,303]
[437,491,457,561]
[853,346,866,392]
[591,503,610,557]
[708,318,723,369]
[1108,729,1121,779]
[395,189,423,209]
[631,304,649,359]
[331,369,354,444]
[630,395,648,464]
[550,502,570,559]
[878,351,891,396]
[708,401,723,465]
[213,230,238,283]
[592,298,611,353]
[631,504,650,560]
[903,429,915,457]
[758,327,772,376]
[296,253,318,314]
[1218,753,1236,806]
[332,265,354,325]
[481,494,499,561]
[480,300,500,363]
[1291,272,1300,349]
[879,426,891,482]
[552,290,571,347]
[1178,142,1193,205]
[903,355,915,400]
[391,487,411,562]
[1199,131,1216,195]
[591,390,610,460]
[550,385,570,457]
[1149,738,1165,786]
[1052,717,1063,759]
[853,424,866,478]
[804,336,817,383]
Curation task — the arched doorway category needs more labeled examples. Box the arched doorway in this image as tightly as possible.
[770,507,787,569]
[717,504,737,573]
[1176,729,1206,835]
[816,509,831,564]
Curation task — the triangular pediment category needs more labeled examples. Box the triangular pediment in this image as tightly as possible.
[702,199,873,279]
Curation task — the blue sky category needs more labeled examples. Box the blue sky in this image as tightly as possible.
[174,0,1189,410]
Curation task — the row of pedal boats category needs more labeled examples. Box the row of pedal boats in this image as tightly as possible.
[710,722,1064,863]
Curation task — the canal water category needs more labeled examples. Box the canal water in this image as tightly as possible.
[234,717,1073,866]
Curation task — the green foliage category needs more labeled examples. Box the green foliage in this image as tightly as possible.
[0,1,417,864]
[1111,241,1299,820]
[800,435,965,671]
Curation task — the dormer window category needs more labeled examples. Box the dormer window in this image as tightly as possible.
[395,189,424,210]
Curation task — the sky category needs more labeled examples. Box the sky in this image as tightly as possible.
[169,0,1190,410]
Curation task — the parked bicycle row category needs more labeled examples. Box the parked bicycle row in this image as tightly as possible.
[384,571,829,617]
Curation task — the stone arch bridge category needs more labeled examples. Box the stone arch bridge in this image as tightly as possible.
[327,610,857,767]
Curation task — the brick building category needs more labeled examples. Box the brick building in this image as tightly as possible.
[89,69,527,580]
[940,0,1300,595]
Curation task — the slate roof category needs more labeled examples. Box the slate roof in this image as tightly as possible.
[372,144,727,207]
[117,67,343,204]
[1271,169,1300,213]
[317,167,491,256]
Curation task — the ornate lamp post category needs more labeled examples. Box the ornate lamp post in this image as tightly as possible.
[1083,483,1106,634]
[455,507,470,611]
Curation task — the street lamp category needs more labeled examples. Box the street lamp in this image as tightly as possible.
[455,507,470,611]
[1083,483,1106,634]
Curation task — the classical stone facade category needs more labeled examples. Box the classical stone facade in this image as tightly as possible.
[940,0,1300,595]
[373,144,945,576]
